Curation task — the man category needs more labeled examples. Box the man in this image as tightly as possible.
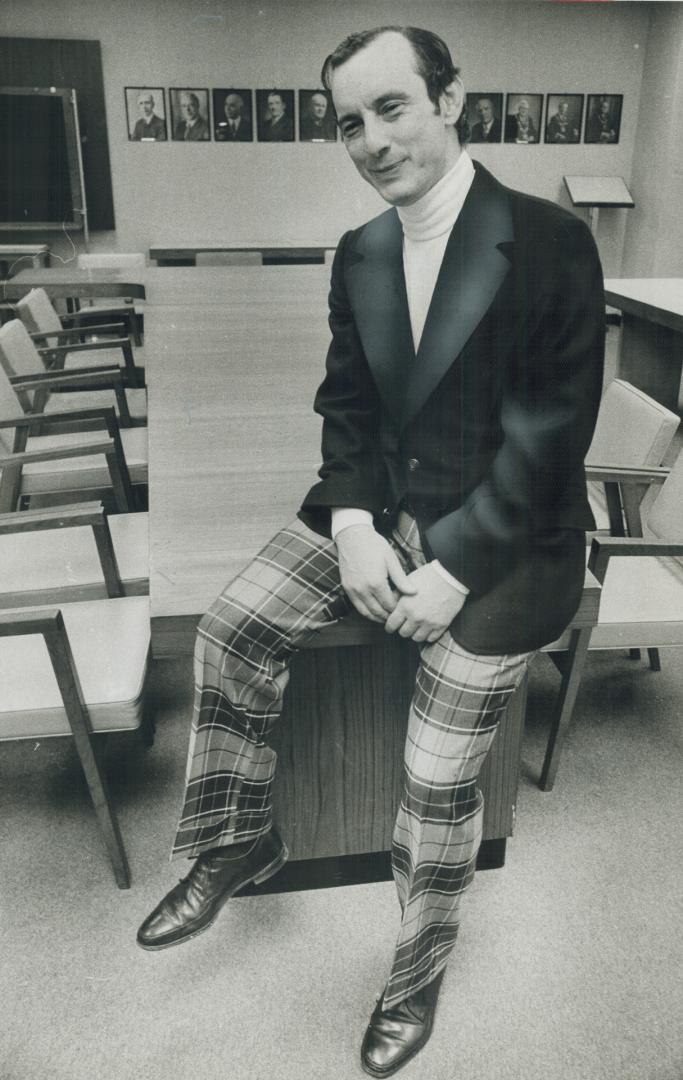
[173,91,209,141]
[546,99,579,143]
[259,90,294,141]
[469,96,501,142]
[300,90,338,141]
[131,91,166,141]
[215,91,252,141]
[504,96,538,143]
[586,95,617,143]
[138,26,604,1076]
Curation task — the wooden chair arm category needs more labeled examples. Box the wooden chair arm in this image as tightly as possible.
[31,323,127,341]
[0,438,116,467]
[0,405,120,431]
[11,367,122,389]
[39,334,141,389]
[0,606,63,637]
[588,535,683,584]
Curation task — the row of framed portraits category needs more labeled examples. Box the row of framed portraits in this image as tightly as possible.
[466,92,623,145]
[125,87,338,143]
[125,86,624,146]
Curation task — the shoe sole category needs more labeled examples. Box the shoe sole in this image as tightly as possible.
[360,1006,437,1078]
[136,842,289,952]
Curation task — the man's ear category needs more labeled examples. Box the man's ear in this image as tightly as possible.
[441,76,465,127]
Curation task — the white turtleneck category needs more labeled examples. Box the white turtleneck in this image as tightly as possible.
[332,151,476,596]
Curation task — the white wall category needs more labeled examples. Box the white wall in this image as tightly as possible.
[1,0,653,274]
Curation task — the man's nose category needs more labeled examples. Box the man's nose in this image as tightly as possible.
[362,116,390,156]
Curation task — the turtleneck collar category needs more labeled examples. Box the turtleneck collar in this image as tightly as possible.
[397,150,475,242]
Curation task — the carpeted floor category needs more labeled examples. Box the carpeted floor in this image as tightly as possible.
[2,644,682,1080]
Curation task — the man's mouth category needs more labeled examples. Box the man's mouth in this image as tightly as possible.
[372,160,404,176]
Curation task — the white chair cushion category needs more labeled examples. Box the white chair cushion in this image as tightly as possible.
[63,345,137,370]
[44,387,147,421]
[0,513,148,599]
[16,288,63,335]
[590,555,683,648]
[20,427,148,492]
[0,596,150,739]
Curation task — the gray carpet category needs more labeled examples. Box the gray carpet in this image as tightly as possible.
[2,646,682,1080]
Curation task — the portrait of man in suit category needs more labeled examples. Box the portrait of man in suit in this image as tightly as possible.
[138,25,604,1077]
[585,93,622,144]
[545,94,583,143]
[299,89,337,141]
[256,88,295,141]
[213,89,253,141]
[467,92,502,142]
[504,93,543,143]
[126,87,167,141]
[170,88,210,142]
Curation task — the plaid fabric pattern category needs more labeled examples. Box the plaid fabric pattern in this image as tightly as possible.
[171,513,531,1007]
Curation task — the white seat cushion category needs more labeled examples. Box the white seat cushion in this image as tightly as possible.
[0,513,148,601]
[44,387,147,421]
[63,345,137,370]
[0,596,150,739]
[589,555,683,648]
[20,427,148,492]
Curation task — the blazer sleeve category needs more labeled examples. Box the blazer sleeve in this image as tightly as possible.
[298,231,388,536]
[424,213,605,595]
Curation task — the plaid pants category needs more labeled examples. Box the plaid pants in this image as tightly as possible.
[172,514,531,1008]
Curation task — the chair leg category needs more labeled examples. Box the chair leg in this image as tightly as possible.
[140,702,155,748]
[540,627,593,792]
[648,648,661,672]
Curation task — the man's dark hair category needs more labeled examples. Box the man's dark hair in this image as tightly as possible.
[321,25,470,144]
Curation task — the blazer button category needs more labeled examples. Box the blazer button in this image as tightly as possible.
[407,458,420,472]
[382,507,391,517]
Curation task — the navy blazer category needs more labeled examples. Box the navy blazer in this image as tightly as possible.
[299,162,605,653]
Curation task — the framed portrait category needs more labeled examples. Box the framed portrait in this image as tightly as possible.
[465,93,503,143]
[544,94,584,144]
[169,87,211,142]
[125,87,167,142]
[298,89,337,142]
[213,88,253,142]
[256,89,295,142]
[504,94,543,144]
[584,94,623,144]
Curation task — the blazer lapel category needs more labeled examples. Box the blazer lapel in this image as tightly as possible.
[402,163,514,427]
[345,208,415,425]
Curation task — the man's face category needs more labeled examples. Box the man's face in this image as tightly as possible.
[311,93,328,120]
[558,102,568,118]
[225,95,243,120]
[181,95,199,120]
[268,94,285,120]
[599,99,610,118]
[518,101,529,118]
[138,94,154,117]
[330,32,462,207]
[477,99,493,124]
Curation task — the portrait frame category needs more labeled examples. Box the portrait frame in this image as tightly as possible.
[125,86,167,142]
[256,88,295,143]
[503,93,543,145]
[298,89,337,142]
[544,94,584,145]
[465,92,503,144]
[584,93,623,145]
[169,87,211,142]
[213,88,254,142]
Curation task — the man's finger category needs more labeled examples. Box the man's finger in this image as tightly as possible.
[386,551,417,595]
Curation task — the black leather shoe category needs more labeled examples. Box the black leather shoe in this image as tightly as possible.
[361,969,445,1077]
[136,828,288,951]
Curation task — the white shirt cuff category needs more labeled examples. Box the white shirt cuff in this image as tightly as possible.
[331,507,374,540]
[430,560,470,596]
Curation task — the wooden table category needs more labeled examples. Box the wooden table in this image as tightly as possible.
[2,267,146,301]
[149,240,337,266]
[604,278,683,411]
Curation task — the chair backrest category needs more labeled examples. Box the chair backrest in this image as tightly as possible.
[195,251,262,266]
[0,359,21,454]
[586,379,679,468]
[77,253,146,270]
[15,287,63,335]
[645,449,683,541]
[0,319,43,380]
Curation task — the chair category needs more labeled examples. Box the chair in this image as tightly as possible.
[0,500,148,607]
[0,595,151,888]
[0,361,146,514]
[15,288,144,388]
[0,319,147,426]
[585,378,679,535]
[195,251,262,266]
[539,451,683,791]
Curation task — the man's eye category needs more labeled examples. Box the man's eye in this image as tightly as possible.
[341,122,360,139]
[381,102,403,116]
